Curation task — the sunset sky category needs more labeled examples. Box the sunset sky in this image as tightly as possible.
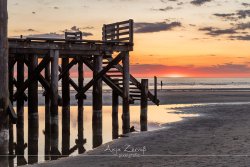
[8,0,250,77]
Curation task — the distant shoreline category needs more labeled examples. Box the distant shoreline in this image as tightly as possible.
[20,88,250,106]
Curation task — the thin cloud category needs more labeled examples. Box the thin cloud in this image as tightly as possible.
[242,3,250,7]
[199,27,237,36]
[229,35,250,41]
[151,6,174,11]
[237,10,250,19]
[190,0,212,6]
[236,22,250,30]
[134,21,181,33]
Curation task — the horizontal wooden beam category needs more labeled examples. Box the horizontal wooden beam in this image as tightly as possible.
[8,40,133,52]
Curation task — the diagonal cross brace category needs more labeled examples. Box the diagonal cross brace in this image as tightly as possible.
[58,66,79,92]
[13,54,51,101]
[106,57,160,105]
[23,58,50,91]
[76,52,125,99]
[58,58,77,81]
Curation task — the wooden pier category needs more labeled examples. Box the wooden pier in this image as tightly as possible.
[1,2,160,165]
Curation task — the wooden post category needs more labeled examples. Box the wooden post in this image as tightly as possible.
[16,56,25,163]
[154,76,157,100]
[0,1,9,165]
[62,57,70,156]
[122,52,130,134]
[8,57,14,167]
[50,50,59,159]
[140,79,148,131]
[77,59,85,153]
[28,55,38,164]
[92,55,103,148]
[44,61,51,160]
[112,81,119,139]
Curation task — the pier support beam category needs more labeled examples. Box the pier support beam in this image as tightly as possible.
[77,59,85,153]
[62,57,70,156]
[28,55,38,164]
[0,1,9,166]
[154,76,157,100]
[8,57,14,167]
[16,56,25,164]
[140,79,148,131]
[44,61,51,160]
[112,81,119,139]
[50,50,59,159]
[92,55,103,148]
[122,52,130,134]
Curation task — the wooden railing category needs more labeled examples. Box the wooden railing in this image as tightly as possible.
[102,19,133,44]
[65,32,83,40]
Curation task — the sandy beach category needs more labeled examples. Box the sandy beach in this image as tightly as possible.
[28,89,250,167]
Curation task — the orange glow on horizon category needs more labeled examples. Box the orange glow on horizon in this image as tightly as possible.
[165,74,188,78]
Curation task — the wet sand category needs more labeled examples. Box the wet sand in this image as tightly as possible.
[31,90,250,167]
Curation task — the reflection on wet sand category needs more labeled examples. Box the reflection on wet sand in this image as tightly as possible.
[2,104,197,166]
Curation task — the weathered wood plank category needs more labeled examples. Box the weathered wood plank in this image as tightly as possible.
[140,79,148,131]
[0,0,9,162]
[122,51,130,134]
[92,55,103,148]
[112,80,119,139]
[50,50,59,158]
[77,59,86,154]
[44,61,51,161]
[62,57,70,156]
[28,54,39,164]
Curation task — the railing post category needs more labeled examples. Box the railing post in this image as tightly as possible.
[141,79,148,131]
[129,19,134,44]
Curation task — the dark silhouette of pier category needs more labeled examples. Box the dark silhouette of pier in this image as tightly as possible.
[0,1,160,166]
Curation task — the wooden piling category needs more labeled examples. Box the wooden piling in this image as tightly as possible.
[154,76,157,100]
[28,55,39,164]
[92,55,103,148]
[44,61,51,160]
[50,50,59,158]
[62,57,70,156]
[0,1,9,165]
[140,79,148,131]
[16,56,25,162]
[8,57,14,167]
[122,52,130,134]
[77,59,85,153]
[112,81,119,139]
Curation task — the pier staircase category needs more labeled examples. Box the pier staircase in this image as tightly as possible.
[78,20,159,105]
